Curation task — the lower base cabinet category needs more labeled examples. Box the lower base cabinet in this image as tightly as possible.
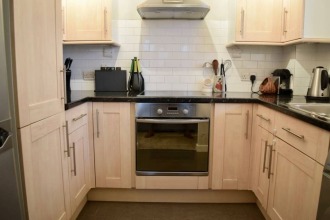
[267,138,323,220]
[212,104,252,190]
[251,125,273,210]
[20,113,71,220]
[93,102,132,188]
[67,123,91,213]
[251,125,324,220]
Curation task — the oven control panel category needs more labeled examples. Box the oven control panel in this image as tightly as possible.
[136,103,211,118]
[153,104,193,117]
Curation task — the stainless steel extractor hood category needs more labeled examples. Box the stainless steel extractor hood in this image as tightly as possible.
[137,0,210,20]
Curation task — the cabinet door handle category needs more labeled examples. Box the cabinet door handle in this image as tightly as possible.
[262,141,269,173]
[268,144,275,179]
[60,66,66,103]
[72,113,87,122]
[245,110,249,139]
[282,127,304,140]
[256,114,270,122]
[240,8,245,36]
[71,142,77,176]
[104,7,108,38]
[96,109,100,138]
[283,8,288,34]
[63,121,70,157]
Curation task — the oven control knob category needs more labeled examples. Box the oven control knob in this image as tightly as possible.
[182,109,189,115]
[157,109,163,115]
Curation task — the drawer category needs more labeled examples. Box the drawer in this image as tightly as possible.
[255,105,275,132]
[65,103,88,134]
[275,111,329,165]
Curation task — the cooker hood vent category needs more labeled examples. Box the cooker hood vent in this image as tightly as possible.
[137,0,210,20]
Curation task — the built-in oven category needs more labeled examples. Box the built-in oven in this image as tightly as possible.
[135,103,211,176]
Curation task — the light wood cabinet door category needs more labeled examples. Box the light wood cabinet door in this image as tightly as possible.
[93,102,132,188]
[68,124,91,212]
[63,0,111,41]
[267,138,323,220]
[212,104,252,190]
[236,0,283,42]
[250,126,273,210]
[281,0,304,42]
[20,113,70,220]
[13,0,64,127]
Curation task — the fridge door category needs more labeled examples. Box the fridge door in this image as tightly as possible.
[0,129,23,220]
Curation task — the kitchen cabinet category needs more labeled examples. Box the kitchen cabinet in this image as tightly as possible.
[20,113,71,220]
[267,138,323,220]
[229,0,330,46]
[275,111,329,165]
[13,0,64,127]
[234,0,283,42]
[281,0,304,42]
[250,105,329,219]
[62,0,113,43]
[211,104,253,190]
[93,102,132,188]
[250,104,276,210]
[65,103,93,214]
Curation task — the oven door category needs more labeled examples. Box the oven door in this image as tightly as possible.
[136,118,209,176]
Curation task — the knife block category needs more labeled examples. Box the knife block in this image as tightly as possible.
[66,70,71,92]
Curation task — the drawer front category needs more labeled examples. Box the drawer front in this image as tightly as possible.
[275,111,329,165]
[255,105,275,132]
[66,103,88,134]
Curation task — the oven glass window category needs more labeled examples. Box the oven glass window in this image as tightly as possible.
[136,120,209,175]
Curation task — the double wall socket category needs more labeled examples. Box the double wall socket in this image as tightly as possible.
[83,71,95,80]
[241,73,251,81]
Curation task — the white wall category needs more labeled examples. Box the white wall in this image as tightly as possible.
[64,0,330,95]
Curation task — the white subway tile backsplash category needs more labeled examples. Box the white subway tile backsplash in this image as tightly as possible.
[65,2,330,94]
[150,76,165,83]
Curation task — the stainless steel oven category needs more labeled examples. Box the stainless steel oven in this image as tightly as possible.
[135,103,210,176]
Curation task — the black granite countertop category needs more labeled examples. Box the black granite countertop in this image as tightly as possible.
[65,90,330,131]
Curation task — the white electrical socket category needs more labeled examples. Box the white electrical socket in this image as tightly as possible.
[103,47,113,58]
[83,71,95,80]
[241,73,250,81]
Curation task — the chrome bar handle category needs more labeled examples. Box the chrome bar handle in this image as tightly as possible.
[63,121,70,157]
[136,118,209,124]
[72,114,87,122]
[61,66,66,103]
[256,114,270,122]
[245,110,249,139]
[71,142,77,176]
[96,109,100,138]
[262,141,269,173]
[268,144,275,179]
[283,8,288,34]
[240,8,245,36]
[282,127,304,140]
[104,7,108,38]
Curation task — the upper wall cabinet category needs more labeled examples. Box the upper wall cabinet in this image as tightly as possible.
[235,0,283,43]
[62,0,117,45]
[281,0,304,42]
[228,0,330,46]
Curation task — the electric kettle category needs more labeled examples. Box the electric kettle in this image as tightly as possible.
[306,66,330,98]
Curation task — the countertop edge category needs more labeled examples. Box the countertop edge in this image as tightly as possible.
[64,93,330,131]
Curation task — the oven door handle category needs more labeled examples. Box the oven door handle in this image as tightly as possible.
[136,118,209,124]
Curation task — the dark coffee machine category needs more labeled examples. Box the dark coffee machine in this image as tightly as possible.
[272,69,293,95]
